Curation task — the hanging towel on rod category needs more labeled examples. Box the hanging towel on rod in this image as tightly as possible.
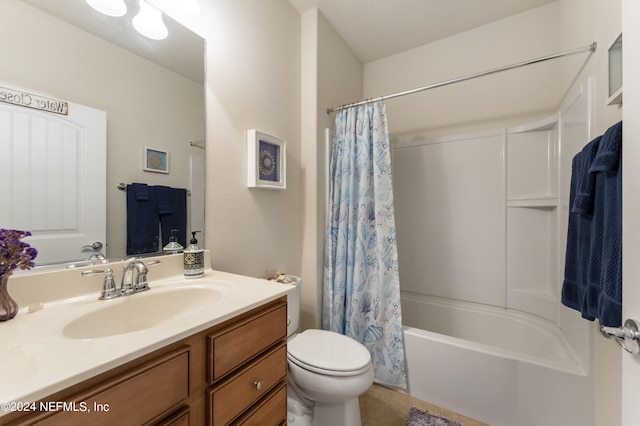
[590,121,622,326]
[126,184,188,255]
[126,183,160,255]
[562,121,622,327]
[155,185,188,249]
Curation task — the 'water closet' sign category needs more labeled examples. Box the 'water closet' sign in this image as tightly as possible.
[0,86,68,115]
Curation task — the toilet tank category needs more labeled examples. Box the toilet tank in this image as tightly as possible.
[286,277,302,336]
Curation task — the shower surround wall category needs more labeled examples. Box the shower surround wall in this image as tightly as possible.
[394,80,592,341]
[392,93,580,323]
[391,82,595,425]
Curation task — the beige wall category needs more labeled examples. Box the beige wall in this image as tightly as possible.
[190,3,361,329]
[186,2,360,329]
[0,0,205,259]
[363,3,563,140]
[183,0,303,279]
[299,8,363,329]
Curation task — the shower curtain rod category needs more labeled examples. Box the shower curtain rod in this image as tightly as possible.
[326,42,597,114]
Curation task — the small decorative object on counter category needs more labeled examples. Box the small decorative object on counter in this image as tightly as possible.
[264,270,299,284]
[0,229,38,321]
[163,229,184,254]
[183,231,204,278]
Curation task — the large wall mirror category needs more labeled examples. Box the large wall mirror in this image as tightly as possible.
[1,0,205,268]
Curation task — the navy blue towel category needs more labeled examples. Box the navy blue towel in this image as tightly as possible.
[126,183,160,255]
[126,184,188,256]
[562,121,622,327]
[155,185,188,249]
[591,121,622,327]
[571,136,601,217]
[562,137,600,321]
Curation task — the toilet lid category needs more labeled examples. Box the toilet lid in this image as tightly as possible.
[287,329,371,375]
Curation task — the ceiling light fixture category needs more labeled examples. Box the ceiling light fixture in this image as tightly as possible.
[145,0,200,19]
[85,0,127,17]
[132,0,168,40]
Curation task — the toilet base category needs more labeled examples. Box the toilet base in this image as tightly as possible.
[287,398,362,426]
[312,397,362,426]
[287,381,312,425]
[287,393,312,425]
[287,382,363,426]
[287,409,312,426]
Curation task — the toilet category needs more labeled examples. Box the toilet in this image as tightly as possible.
[285,278,374,426]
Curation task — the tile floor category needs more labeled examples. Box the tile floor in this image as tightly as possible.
[359,384,488,426]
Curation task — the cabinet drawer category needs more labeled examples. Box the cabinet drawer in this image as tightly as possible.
[38,348,189,426]
[153,406,190,426]
[233,382,286,426]
[207,303,286,382]
[208,344,286,425]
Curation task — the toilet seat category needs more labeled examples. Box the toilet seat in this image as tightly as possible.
[287,329,371,377]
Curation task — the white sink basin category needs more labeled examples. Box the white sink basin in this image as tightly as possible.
[62,283,228,339]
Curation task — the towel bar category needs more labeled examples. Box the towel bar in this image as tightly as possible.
[116,182,191,195]
[601,318,640,355]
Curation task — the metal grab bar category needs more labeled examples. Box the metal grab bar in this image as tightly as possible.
[600,319,640,355]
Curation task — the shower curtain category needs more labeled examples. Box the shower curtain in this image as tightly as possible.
[323,102,407,389]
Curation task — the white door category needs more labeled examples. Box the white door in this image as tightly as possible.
[622,1,640,424]
[0,86,106,265]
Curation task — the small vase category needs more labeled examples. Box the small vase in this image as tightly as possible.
[0,274,18,321]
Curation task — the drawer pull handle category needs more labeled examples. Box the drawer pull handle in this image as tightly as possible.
[254,380,264,391]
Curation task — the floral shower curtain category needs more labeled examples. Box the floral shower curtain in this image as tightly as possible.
[323,102,407,389]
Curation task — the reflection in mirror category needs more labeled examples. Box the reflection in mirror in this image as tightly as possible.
[1,0,205,269]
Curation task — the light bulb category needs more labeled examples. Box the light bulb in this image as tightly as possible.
[85,0,127,17]
[132,0,168,40]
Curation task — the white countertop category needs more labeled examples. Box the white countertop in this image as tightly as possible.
[0,252,294,416]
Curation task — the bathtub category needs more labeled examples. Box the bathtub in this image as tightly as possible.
[401,292,594,426]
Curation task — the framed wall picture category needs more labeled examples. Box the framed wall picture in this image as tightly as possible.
[247,129,286,190]
[143,147,169,174]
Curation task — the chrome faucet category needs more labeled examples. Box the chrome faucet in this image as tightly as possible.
[121,259,158,295]
[82,259,161,300]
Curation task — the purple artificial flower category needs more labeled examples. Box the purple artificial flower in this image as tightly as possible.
[0,229,38,276]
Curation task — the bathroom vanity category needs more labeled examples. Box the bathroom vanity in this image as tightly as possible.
[0,253,291,425]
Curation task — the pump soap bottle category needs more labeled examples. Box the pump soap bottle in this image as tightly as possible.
[184,231,204,278]
[163,229,184,254]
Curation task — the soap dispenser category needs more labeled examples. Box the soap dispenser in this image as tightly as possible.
[163,229,184,254]
[183,231,204,278]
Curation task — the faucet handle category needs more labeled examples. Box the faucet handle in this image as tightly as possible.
[82,268,119,300]
[133,260,161,292]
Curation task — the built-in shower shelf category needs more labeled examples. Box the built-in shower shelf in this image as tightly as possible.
[506,197,557,208]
